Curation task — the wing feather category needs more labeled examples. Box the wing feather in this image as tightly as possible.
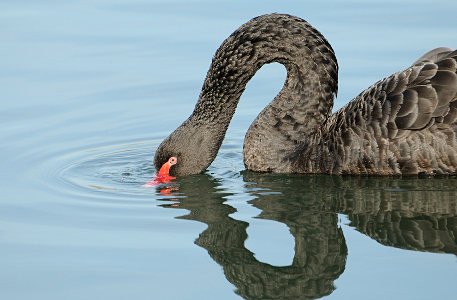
[335,48,457,140]
[323,48,457,175]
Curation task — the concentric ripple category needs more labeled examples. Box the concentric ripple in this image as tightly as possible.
[61,142,155,191]
[18,136,185,209]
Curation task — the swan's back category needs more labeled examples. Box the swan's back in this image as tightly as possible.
[315,48,457,175]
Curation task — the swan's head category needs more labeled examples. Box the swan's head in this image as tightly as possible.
[154,120,223,177]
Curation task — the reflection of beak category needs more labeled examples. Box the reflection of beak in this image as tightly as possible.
[159,186,179,194]
[142,174,176,187]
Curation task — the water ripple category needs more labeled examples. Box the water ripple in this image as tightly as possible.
[29,138,176,206]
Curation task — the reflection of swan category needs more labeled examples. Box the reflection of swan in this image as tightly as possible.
[154,13,457,176]
[159,174,457,299]
[159,174,347,300]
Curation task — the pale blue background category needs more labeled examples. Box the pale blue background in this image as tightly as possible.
[1,1,457,299]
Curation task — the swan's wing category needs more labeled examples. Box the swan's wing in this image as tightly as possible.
[335,48,457,141]
[411,47,453,65]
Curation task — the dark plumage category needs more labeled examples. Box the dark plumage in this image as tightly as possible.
[154,13,457,176]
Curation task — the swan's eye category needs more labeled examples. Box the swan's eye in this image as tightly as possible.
[169,157,177,164]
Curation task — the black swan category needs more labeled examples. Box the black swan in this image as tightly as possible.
[154,13,457,176]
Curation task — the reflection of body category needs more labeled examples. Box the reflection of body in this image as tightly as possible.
[350,211,457,254]
[244,174,457,257]
[159,174,457,299]
[334,178,457,255]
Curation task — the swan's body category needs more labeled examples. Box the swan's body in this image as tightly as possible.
[154,14,457,176]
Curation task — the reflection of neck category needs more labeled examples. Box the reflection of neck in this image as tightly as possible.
[197,212,346,299]
[176,186,346,299]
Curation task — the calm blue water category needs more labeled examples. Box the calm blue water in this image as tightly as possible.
[2,1,457,299]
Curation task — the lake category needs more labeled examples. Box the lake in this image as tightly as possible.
[1,0,457,299]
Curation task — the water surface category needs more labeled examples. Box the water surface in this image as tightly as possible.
[2,1,457,299]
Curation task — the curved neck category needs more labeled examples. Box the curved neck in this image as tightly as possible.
[192,14,338,172]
